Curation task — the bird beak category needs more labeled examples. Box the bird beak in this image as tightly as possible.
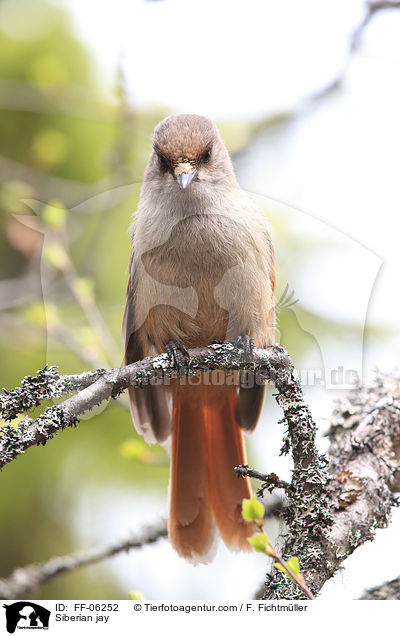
[176,171,198,189]
[174,164,199,189]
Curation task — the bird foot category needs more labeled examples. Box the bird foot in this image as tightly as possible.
[166,340,190,376]
[234,334,255,362]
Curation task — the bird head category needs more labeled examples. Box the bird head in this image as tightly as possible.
[149,114,236,190]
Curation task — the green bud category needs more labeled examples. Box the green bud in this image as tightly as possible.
[44,242,69,270]
[247,532,270,553]
[241,495,264,524]
[129,590,145,600]
[274,556,301,580]
[42,201,66,230]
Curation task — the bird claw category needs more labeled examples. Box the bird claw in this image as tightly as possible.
[166,341,190,376]
[234,334,255,362]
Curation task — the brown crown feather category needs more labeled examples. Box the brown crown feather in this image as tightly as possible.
[153,114,216,164]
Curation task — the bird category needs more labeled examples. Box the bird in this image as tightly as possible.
[122,114,275,563]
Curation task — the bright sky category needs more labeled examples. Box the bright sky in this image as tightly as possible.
[62,0,366,119]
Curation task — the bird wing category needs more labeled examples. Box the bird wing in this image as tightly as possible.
[122,243,172,445]
[237,226,275,433]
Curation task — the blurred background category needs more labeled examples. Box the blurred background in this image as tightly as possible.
[1,0,400,600]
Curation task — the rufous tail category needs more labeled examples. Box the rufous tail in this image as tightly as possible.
[168,379,256,563]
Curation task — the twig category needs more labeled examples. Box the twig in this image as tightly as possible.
[234,465,291,495]
[351,1,400,52]
[62,262,121,367]
[0,520,167,600]
[0,154,99,205]
[270,550,314,601]
[42,224,121,368]
[243,496,314,599]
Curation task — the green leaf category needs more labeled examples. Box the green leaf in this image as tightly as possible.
[30,56,69,88]
[264,543,276,557]
[120,439,148,460]
[42,200,66,230]
[120,438,164,465]
[241,495,264,523]
[24,302,46,327]
[247,532,270,553]
[274,556,301,580]
[24,302,60,329]
[32,129,70,167]
[286,556,300,577]
[129,590,145,600]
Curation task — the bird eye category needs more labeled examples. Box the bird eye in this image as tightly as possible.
[158,154,170,172]
[201,150,211,164]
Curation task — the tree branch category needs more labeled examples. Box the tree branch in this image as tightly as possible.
[0,343,291,471]
[0,365,107,422]
[2,345,400,600]
[260,371,400,599]
[351,1,400,53]
[360,574,400,600]
[0,520,167,600]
